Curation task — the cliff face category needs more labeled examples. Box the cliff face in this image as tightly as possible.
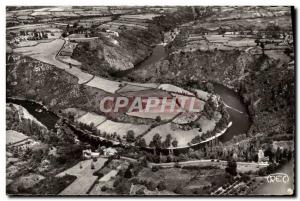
[6,55,110,113]
[126,50,258,85]
[72,28,159,77]
[240,56,294,141]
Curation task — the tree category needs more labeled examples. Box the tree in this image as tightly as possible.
[206,82,214,93]
[260,42,265,54]
[264,144,274,162]
[101,185,107,191]
[73,22,79,28]
[225,160,237,176]
[174,184,184,194]
[162,134,172,148]
[126,130,135,143]
[136,138,147,147]
[150,133,162,155]
[157,181,166,191]
[172,139,178,147]
[151,166,159,172]
[68,113,75,122]
[61,32,68,38]
[124,167,132,178]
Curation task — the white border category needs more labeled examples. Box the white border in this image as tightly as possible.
[1,0,299,200]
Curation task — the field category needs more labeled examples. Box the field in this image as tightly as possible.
[158,84,194,96]
[122,81,159,88]
[191,16,292,31]
[127,111,180,121]
[136,167,205,192]
[14,40,38,47]
[65,107,152,138]
[96,120,150,137]
[76,112,107,126]
[57,158,107,195]
[120,14,160,20]
[172,112,201,124]
[171,93,205,112]
[85,76,121,94]
[6,130,29,145]
[122,89,183,120]
[116,84,150,93]
[89,160,127,195]
[119,88,171,97]
[143,123,202,147]
[196,112,222,132]
[144,111,221,147]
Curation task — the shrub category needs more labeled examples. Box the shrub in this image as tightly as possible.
[151,166,159,172]
[136,188,145,195]
[101,185,107,192]
[124,168,132,178]
[174,184,184,194]
[157,181,166,191]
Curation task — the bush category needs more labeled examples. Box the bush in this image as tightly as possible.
[136,188,145,195]
[225,160,237,176]
[151,166,159,172]
[124,168,132,178]
[174,184,184,194]
[157,181,166,191]
[101,185,107,192]
[155,116,161,122]
[145,180,156,191]
[240,173,251,182]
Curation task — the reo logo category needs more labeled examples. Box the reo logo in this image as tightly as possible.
[266,173,289,184]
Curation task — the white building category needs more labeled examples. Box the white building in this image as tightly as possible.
[258,149,269,163]
[103,147,117,157]
[82,149,100,159]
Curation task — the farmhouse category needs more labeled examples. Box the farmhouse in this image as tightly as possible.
[103,147,117,157]
[258,149,269,163]
[82,149,100,159]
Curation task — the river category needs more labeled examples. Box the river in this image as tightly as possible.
[213,83,250,142]
[114,44,167,77]
[7,98,59,130]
